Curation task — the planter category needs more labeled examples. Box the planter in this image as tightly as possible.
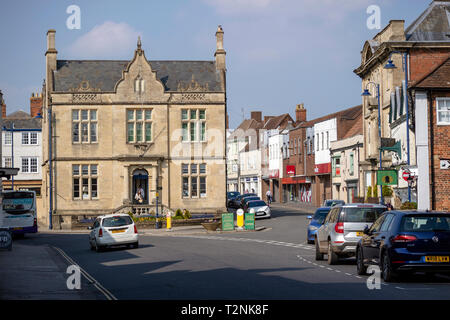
[201,221,221,231]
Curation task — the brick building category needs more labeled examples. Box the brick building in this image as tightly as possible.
[411,57,450,211]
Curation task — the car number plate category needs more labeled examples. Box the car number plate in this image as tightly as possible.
[425,256,449,263]
[111,229,126,234]
[356,232,363,237]
[13,227,23,231]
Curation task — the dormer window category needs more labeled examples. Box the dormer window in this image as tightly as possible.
[135,76,145,93]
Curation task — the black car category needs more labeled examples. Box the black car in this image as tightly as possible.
[241,196,260,209]
[356,210,450,282]
[227,191,240,207]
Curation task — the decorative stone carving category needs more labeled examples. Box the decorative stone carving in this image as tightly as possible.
[177,75,209,92]
[70,80,101,92]
[72,93,100,103]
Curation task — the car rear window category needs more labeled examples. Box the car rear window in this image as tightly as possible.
[248,201,266,207]
[343,207,386,223]
[102,216,133,227]
[400,215,450,232]
[313,209,331,224]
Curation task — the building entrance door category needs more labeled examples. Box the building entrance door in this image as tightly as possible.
[132,169,149,205]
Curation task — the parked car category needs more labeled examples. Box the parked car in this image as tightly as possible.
[315,203,387,265]
[323,199,346,207]
[307,207,332,244]
[356,211,450,282]
[241,196,260,208]
[88,214,139,252]
[228,193,256,209]
[244,200,271,219]
[227,191,241,208]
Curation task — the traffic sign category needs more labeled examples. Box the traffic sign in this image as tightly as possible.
[402,171,411,181]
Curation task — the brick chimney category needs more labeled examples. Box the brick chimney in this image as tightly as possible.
[296,103,306,123]
[250,111,262,123]
[30,92,43,117]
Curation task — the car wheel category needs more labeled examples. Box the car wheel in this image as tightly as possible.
[94,241,103,252]
[315,238,324,261]
[90,240,95,251]
[381,251,396,282]
[356,246,367,275]
[132,242,139,249]
[327,241,339,265]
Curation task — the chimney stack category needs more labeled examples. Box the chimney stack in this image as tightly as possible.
[250,111,262,123]
[296,103,306,123]
[215,25,226,71]
[30,92,43,118]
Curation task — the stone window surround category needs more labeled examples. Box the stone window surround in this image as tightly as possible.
[126,108,153,143]
[181,108,206,142]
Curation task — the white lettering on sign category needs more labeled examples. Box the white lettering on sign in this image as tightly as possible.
[440,159,450,170]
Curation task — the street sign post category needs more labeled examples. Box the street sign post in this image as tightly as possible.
[236,209,244,230]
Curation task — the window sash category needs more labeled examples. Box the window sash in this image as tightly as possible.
[22,132,29,145]
[22,158,29,173]
[4,132,12,145]
[191,177,198,197]
[437,99,450,124]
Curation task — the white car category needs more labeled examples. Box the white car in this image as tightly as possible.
[88,214,139,252]
[245,200,271,219]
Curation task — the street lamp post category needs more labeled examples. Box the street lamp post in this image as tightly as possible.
[362,82,384,204]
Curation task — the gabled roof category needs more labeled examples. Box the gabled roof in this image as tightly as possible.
[228,118,264,139]
[3,111,42,130]
[263,113,293,130]
[342,113,363,139]
[299,105,362,129]
[411,57,450,88]
[53,60,224,93]
[405,1,450,41]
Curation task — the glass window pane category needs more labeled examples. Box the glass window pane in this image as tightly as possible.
[30,133,38,145]
[72,110,79,121]
[82,165,89,175]
[81,123,88,142]
[200,177,206,197]
[90,110,97,121]
[73,165,80,175]
[82,178,89,199]
[127,110,134,121]
[91,165,98,175]
[181,110,188,120]
[182,123,188,141]
[22,158,29,173]
[72,123,79,142]
[191,164,197,175]
[199,110,205,120]
[199,163,206,174]
[182,177,189,197]
[127,123,134,142]
[190,123,196,141]
[90,123,97,142]
[145,110,152,120]
[182,164,189,175]
[145,123,152,141]
[30,158,38,173]
[91,178,98,198]
[191,177,198,197]
[136,123,143,142]
[136,110,143,121]
[22,132,29,145]
[190,109,197,120]
[81,110,88,120]
[73,178,80,198]
[201,122,206,141]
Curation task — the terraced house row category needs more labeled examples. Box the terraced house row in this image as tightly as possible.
[227,1,450,211]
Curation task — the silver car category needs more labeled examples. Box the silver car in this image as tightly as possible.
[244,200,271,219]
[315,204,386,265]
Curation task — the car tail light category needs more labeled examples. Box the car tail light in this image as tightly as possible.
[33,218,37,227]
[393,235,417,243]
[335,222,344,234]
[99,228,103,237]
[134,225,138,234]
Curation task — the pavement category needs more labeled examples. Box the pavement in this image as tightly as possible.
[0,241,104,300]
[269,201,318,214]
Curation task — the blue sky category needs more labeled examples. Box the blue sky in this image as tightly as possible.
[0,0,433,128]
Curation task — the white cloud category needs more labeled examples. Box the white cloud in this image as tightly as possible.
[66,21,141,59]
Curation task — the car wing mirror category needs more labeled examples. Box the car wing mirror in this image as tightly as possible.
[307,215,312,220]
[363,225,370,235]
[87,226,93,230]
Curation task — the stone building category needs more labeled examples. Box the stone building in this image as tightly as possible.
[41,27,227,228]
[354,1,450,206]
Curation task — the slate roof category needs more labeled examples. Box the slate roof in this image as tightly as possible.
[3,111,42,130]
[53,60,224,93]
[405,1,450,41]
[299,105,362,129]
[263,113,294,130]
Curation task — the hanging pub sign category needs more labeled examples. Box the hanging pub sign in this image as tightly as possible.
[376,170,398,186]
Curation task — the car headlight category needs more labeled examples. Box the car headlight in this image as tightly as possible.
[309,225,318,231]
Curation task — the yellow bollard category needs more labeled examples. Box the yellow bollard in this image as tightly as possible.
[236,209,244,230]
[166,211,172,230]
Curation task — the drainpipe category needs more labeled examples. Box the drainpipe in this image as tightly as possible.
[404,52,411,203]
[48,102,53,230]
